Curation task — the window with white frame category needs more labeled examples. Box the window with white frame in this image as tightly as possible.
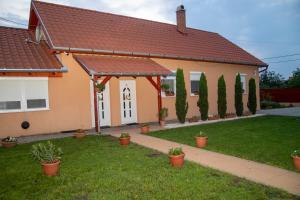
[190,72,202,95]
[0,77,49,113]
[240,74,246,94]
[161,71,176,97]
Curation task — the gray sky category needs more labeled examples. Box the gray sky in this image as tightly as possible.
[1,0,299,78]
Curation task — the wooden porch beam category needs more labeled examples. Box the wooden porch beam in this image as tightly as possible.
[93,75,100,133]
[101,76,112,86]
[146,76,159,91]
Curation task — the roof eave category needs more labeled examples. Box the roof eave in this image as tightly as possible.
[56,46,266,67]
[0,66,68,73]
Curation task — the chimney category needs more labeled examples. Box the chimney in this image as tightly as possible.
[176,5,186,34]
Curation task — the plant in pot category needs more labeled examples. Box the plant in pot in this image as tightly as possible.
[74,129,86,139]
[140,123,150,134]
[159,107,168,127]
[195,131,208,148]
[188,116,199,123]
[119,133,130,146]
[31,141,63,176]
[161,83,170,93]
[95,83,105,93]
[291,150,300,171]
[1,136,17,148]
[168,147,185,168]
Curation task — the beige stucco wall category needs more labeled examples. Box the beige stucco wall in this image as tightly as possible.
[0,54,92,137]
[103,57,260,126]
[0,53,260,137]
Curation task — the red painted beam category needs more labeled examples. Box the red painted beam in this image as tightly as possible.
[146,76,159,91]
[101,76,112,86]
[157,76,162,122]
[93,75,100,132]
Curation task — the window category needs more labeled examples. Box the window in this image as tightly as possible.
[240,74,246,94]
[161,71,176,97]
[190,72,202,95]
[0,77,49,113]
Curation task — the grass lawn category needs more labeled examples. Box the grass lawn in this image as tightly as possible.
[1,136,299,199]
[149,116,300,171]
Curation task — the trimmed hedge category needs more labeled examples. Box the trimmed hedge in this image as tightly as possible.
[198,73,209,120]
[175,68,188,123]
[235,73,243,116]
[247,78,257,114]
[218,75,227,118]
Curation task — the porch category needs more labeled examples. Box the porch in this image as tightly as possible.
[74,54,173,132]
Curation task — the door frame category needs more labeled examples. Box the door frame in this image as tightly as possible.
[119,80,137,124]
[97,80,111,127]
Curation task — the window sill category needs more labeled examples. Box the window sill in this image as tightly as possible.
[162,95,176,98]
[190,94,199,97]
[0,108,50,114]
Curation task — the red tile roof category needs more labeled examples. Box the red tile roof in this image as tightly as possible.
[32,1,267,67]
[74,55,172,76]
[0,26,64,72]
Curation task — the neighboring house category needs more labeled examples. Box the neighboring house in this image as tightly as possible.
[0,1,268,137]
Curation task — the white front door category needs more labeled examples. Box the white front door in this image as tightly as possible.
[120,80,137,124]
[97,81,111,127]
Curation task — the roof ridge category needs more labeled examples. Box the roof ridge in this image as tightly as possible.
[33,0,216,35]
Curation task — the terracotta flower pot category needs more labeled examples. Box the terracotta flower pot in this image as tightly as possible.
[159,120,165,127]
[195,136,208,148]
[73,132,86,139]
[292,156,300,171]
[119,137,130,146]
[141,126,149,134]
[1,141,17,148]
[42,160,60,176]
[169,154,185,168]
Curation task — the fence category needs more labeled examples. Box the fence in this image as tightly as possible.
[260,88,300,103]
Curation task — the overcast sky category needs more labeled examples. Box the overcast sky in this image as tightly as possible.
[0,0,299,78]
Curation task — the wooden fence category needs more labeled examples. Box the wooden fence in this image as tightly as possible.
[260,88,300,102]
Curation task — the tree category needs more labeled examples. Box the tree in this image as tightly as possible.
[175,68,188,123]
[217,75,227,118]
[197,73,208,120]
[235,73,243,116]
[287,68,300,88]
[247,78,257,114]
[259,70,285,88]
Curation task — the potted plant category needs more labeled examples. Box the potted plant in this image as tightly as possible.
[95,83,105,93]
[1,136,17,148]
[188,116,199,123]
[195,131,208,148]
[291,150,300,171]
[165,90,175,97]
[119,133,130,146]
[141,124,150,134]
[208,115,220,120]
[159,107,168,127]
[168,147,185,168]
[74,129,86,139]
[161,83,170,92]
[31,141,63,176]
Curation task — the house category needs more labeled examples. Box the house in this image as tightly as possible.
[0,1,268,137]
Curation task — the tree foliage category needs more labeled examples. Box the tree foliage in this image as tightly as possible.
[235,73,243,116]
[175,68,188,123]
[247,78,257,114]
[260,71,285,88]
[287,68,300,88]
[217,75,227,118]
[197,73,208,120]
